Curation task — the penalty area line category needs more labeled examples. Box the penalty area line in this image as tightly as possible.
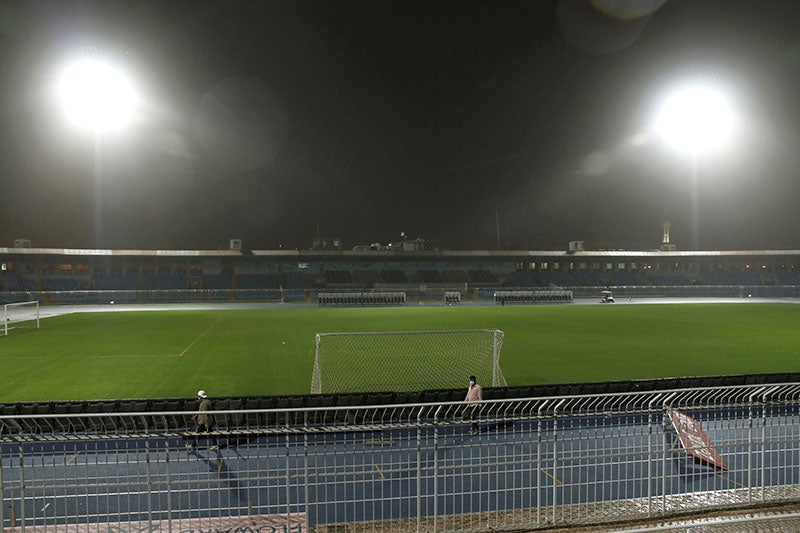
[180,315,223,357]
[1,353,181,359]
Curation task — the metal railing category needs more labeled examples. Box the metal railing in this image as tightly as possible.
[1,383,799,532]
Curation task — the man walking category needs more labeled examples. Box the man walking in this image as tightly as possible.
[187,390,218,450]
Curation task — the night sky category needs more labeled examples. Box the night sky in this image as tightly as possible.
[2,0,800,251]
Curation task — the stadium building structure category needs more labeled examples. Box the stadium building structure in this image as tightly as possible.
[2,245,800,305]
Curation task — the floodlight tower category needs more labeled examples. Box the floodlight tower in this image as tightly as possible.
[654,83,735,250]
[660,221,676,251]
[57,55,138,248]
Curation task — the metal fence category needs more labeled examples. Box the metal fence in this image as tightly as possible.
[1,382,799,532]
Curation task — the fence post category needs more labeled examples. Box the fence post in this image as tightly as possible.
[551,399,566,525]
[17,445,24,530]
[286,431,292,532]
[747,388,762,503]
[432,405,442,533]
[165,446,173,531]
[646,393,663,516]
[416,406,423,533]
[0,444,4,533]
[536,399,549,528]
[760,387,772,503]
[145,438,154,529]
[661,392,677,513]
[304,432,310,532]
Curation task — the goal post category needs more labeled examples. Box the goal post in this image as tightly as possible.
[310,329,506,394]
[2,300,40,336]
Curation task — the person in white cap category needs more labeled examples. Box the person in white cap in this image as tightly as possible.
[187,389,217,450]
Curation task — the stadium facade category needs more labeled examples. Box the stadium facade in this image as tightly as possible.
[2,246,800,305]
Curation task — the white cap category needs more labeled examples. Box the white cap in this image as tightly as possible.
[197,390,207,398]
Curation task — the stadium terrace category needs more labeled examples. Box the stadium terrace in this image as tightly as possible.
[2,245,800,305]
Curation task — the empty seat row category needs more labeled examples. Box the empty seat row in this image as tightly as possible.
[2,372,799,435]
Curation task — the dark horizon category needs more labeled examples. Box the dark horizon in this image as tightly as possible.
[2,1,800,252]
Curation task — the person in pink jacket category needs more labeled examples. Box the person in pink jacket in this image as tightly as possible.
[463,375,483,435]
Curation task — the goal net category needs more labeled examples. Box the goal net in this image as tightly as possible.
[2,301,40,336]
[310,329,506,394]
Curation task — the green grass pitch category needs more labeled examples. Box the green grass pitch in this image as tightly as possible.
[1,302,799,402]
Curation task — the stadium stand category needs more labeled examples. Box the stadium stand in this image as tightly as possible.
[351,269,382,286]
[696,270,728,285]
[646,272,692,286]
[440,269,470,283]
[417,269,444,283]
[0,272,20,292]
[728,269,763,285]
[508,270,537,287]
[775,270,800,284]
[146,271,188,290]
[202,272,232,290]
[611,270,650,286]
[18,278,40,291]
[42,278,80,291]
[467,269,499,284]
[322,270,356,286]
[236,273,281,289]
[284,270,310,289]
[4,247,800,306]
[93,272,137,290]
[380,270,408,283]
[536,270,577,287]
[569,270,608,287]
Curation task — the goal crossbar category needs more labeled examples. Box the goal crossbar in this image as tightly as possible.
[311,329,506,394]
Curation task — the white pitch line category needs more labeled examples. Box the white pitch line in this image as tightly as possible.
[180,315,223,356]
[1,354,181,359]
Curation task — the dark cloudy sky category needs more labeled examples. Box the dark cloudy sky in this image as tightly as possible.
[2,0,800,251]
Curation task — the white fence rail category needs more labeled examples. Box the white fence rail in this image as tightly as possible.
[1,383,799,532]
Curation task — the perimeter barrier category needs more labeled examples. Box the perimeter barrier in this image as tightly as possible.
[1,382,799,532]
[6,285,800,307]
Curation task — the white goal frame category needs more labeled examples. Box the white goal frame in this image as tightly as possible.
[311,329,506,394]
[2,300,40,336]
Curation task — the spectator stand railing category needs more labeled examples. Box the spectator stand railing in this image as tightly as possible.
[1,382,799,532]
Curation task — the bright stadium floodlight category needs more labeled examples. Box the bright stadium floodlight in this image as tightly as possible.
[654,84,735,155]
[57,56,137,133]
[56,54,139,248]
[653,81,737,250]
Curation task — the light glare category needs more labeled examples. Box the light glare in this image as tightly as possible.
[655,85,735,154]
[58,57,137,132]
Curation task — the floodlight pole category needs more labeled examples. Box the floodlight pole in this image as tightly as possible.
[689,151,699,250]
[94,132,105,248]
[495,209,501,250]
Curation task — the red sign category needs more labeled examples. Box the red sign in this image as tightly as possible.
[667,408,727,470]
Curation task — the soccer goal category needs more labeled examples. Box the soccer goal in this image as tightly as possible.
[2,300,40,336]
[310,329,506,394]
